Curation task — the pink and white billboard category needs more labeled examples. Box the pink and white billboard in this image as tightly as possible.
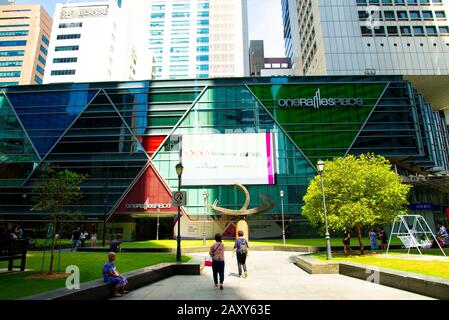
[181,133,275,186]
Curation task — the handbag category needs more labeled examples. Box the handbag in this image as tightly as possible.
[204,256,212,267]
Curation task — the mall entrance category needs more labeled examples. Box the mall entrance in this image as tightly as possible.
[135,218,173,240]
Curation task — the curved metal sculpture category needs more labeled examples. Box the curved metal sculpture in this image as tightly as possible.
[210,184,276,216]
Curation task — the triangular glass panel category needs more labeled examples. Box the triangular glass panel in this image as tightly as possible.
[0,94,39,187]
[8,89,99,156]
[25,91,149,215]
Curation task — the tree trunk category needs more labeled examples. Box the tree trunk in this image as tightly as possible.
[48,215,57,274]
[357,224,364,255]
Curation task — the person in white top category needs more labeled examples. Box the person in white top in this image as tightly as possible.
[80,230,88,247]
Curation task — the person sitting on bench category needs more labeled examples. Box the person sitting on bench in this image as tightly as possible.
[103,252,129,297]
[0,225,17,240]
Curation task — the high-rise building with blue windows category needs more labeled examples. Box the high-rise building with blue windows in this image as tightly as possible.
[149,0,249,80]
[0,4,52,85]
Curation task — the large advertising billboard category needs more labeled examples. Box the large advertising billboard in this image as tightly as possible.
[181,133,275,186]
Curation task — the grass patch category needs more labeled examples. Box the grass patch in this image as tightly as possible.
[313,249,449,279]
[116,237,403,249]
[0,251,190,300]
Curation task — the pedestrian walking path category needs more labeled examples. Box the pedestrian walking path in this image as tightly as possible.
[118,251,432,300]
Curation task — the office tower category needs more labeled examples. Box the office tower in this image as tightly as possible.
[249,40,294,76]
[44,0,152,84]
[283,0,449,76]
[249,40,264,76]
[281,0,302,75]
[149,0,249,79]
[0,4,52,85]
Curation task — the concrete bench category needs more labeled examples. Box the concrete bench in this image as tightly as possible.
[23,257,203,300]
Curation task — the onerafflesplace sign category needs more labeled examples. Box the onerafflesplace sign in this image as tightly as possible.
[277,89,364,109]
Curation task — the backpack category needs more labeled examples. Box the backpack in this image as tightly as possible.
[239,238,248,254]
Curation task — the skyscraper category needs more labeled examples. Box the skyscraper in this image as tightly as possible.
[283,0,449,76]
[44,0,152,84]
[149,0,249,79]
[0,4,52,85]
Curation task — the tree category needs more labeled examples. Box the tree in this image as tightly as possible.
[33,166,87,274]
[302,154,411,254]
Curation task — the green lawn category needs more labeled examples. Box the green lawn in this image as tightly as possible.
[0,252,190,300]
[117,237,403,249]
[313,249,449,279]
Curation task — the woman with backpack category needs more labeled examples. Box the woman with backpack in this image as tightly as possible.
[233,230,249,278]
[209,233,226,290]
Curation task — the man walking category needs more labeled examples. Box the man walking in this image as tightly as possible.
[71,227,81,252]
[233,230,249,278]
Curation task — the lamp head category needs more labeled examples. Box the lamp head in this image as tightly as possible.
[317,160,324,173]
[280,190,284,198]
[175,163,184,176]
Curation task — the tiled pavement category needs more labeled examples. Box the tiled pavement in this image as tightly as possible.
[117,251,432,300]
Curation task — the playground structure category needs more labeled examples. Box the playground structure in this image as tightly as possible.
[387,215,446,256]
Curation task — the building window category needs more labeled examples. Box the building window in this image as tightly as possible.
[0,30,28,37]
[50,69,76,76]
[0,40,27,46]
[40,45,48,55]
[59,22,83,28]
[400,26,412,36]
[360,26,373,36]
[387,26,399,36]
[413,26,425,35]
[34,75,42,84]
[0,50,24,56]
[0,60,22,67]
[426,26,438,36]
[0,82,18,86]
[38,55,46,66]
[0,71,21,77]
[56,34,81,40]
[55,45,79,52]
[41,34,49,46]
[439,26,449,35]
[53,57,78,63]
[36,65,44,76]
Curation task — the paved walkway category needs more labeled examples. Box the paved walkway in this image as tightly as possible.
[118,251,432,300]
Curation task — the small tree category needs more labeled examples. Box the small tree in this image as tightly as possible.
[302,154,411,254]
[33,166,87,274]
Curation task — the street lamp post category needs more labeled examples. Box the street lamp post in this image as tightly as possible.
[175,163,184,262]
[317,159,332,260]
[202,191,208,247]
[102,182,108,247]
[156,206,160,241]
[280,190,286,246]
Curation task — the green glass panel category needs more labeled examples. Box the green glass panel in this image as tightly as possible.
[0,94,39,187]
[248,83,386,162]
[151,86,316,217]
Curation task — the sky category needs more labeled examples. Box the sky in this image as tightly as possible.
[14,0,285,57]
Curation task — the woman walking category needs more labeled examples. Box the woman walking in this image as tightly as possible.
[233,230,249,278]
[209,233,225,290]
[369,227,379,250]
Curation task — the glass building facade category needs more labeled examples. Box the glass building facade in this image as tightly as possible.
[0,76,448,239]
